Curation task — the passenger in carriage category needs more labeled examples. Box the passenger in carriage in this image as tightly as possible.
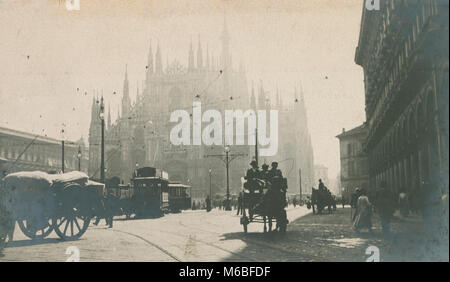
[267,162,283,179]
[245,160,261,193]
[260,163,269,180]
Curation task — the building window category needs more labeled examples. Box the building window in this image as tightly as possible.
[348,161,355,177]
[347,143,352,156]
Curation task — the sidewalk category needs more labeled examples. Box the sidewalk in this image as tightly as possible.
[286,207,449,262]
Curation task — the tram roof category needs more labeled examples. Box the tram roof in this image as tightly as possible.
[168,183,191,188]
[133,176,168,181]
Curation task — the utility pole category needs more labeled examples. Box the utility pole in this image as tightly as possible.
[99,96,105,183]
[255,128,258,166]
[77,146,82,171]
[299,168,302,202]
[204,146,247,211]
[225,149,230,209]
[209,168,212,201]
[61,140,65,173]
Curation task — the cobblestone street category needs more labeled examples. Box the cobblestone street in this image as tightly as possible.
[1,205,446,262]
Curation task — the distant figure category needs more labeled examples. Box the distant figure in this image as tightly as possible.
[192,201,197,210]
[375,181,395,237]
[341,195,345,209]
[398,189,409,217]
[352,188,373,234]
[93,191,114,228]
[318,179,326,192]
[293,197,297,208]
[351,188,361,209]
[237,192,243,215]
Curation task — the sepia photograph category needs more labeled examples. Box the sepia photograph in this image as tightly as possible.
[0,0,448,267]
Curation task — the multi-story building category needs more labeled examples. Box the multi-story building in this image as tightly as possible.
[0,126,88,178]
[89,22,315,200]
[336,124,369,200]
[355,0,448,199]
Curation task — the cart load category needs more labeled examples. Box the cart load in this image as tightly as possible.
[1,170,104,241]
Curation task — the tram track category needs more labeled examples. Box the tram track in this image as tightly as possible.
[178,217,328,262]
[155,229,259,262]
[105,225,258,262]
[108,229,183,262]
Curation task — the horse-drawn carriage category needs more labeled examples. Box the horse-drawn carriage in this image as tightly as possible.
[240,175,289,234]
[0,171,105,243]
[308,187,337,214]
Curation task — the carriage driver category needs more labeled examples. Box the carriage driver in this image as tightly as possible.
[245,160,261,193]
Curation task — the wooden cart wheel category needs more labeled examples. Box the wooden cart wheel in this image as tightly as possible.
[18,217,53,239]
[52,215,90,241]
[52,182,92,240]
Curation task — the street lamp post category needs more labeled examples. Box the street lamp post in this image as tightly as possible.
[225,146,231,211]
[209,168,212,207]
[204,147,246,212]
[61,127,65,173]
[77,146,82,171]
[99,96,105,183]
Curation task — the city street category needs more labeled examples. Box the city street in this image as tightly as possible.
[2,205,444,262]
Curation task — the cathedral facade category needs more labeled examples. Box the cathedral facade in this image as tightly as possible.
[89,23,314,200]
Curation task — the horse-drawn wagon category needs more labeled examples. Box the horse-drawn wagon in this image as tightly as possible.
[0,171,105,242]
[240,175,288,234]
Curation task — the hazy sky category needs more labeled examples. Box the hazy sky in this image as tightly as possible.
[0,0,366,179]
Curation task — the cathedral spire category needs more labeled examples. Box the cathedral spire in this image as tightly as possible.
[250,80,256,110]
[221,16,231,70]
[197,35,203,70]
[122,64,130,119]
[91,93,97,121]
[258,80,266,110]
[107,102,112,129]
[206,44,210,69]
[188,36,195,72]
[146,39,153,77]
[276,85,280,109]
[155,42,162,74]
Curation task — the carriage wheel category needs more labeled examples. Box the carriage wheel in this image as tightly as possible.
[52,215,90,241]
[52,183,92,240]
[18,217,53,240]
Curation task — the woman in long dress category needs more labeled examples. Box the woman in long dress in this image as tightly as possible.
[353,189,373,234]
